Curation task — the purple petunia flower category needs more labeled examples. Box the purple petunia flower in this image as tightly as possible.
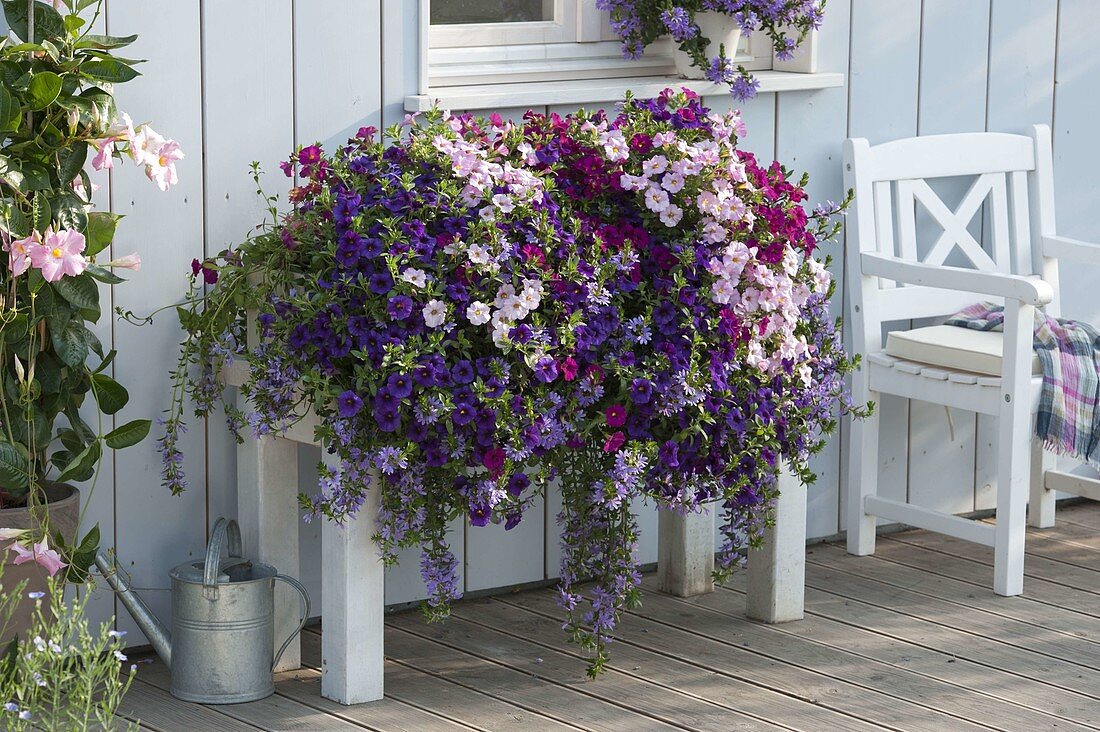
[507,472,530,498]
[336,390,363,418]
[629,378,653,404]
[534,357,558,383]
[369,271,393,295]
[451,360,475,385]
[386,373,413,399]
[387,295,414,320]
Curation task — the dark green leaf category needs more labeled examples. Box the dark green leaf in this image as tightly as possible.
[0,85,20,133]
[82,323,102,357]
[83,211,119,256]
[81,58,139,84]
[2,1,66,43]
[104,419,150,449]
[93,348,116,374]
[51,191,87,231]
[51,272,99,315]
[58,143,87,186]
[33,351,60,394]
[0,441,29,491]
[91,372,127,414]
[50,317,87,367]
[26,71,61,109]
[77,523,99,553]
[85,263,123,284]
[2,312,28,343]
[55,438,99,482]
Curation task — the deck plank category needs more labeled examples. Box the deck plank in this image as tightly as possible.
[134,655,369,730]
[388,610,778,731]
[466,596,887,732]
[872,533,1100,618]
[817,540,1100,643]
[510,585,989,732]
[116,502,1100,731]
[299,629,575,731]
[717,558,1100,728]
[888,527,1100,596]
[794,556,1100,691]
[118,675,262,731]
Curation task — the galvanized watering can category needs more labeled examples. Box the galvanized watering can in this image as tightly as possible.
[94,518,310,704]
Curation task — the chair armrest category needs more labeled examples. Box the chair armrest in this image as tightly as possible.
[1043,235,1100,266]
[861,253,1054,307]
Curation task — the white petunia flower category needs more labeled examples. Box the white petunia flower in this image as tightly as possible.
[466,301,491,325]
[401,268,428,288]
[423,300,448,328]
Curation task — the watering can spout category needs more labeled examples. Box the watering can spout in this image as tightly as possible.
[94,552,172,669]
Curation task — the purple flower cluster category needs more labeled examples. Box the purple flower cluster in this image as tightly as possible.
[170,89,861,675]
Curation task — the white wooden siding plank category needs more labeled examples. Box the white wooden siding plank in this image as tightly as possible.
[775,0,851,540]
[202,0,295,559]
[905,0,990,518]
[842,0,923,532]
[108,0,207,647]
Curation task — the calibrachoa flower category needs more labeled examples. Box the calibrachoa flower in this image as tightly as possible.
[167,88,863,675]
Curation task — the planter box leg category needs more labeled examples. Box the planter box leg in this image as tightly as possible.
[746,471,806,623]
[657,509,715,597]
[320,452,384,705]
[236,396,302,672]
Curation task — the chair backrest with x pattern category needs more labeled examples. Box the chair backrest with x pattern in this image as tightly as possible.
[844,127,1059,353]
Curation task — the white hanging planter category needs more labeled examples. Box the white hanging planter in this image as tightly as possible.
[673,12,743,80]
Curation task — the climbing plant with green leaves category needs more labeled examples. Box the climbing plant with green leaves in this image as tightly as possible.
[0,0,182,574]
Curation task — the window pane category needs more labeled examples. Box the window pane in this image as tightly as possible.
[430,0,553,25]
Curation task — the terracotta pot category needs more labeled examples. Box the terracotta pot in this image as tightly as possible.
[0,484,80,645]
[673,12,744,79]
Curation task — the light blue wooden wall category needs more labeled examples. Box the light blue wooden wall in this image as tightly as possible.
[69,1,1099,638]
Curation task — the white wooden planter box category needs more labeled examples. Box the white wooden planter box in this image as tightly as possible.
[226,362,806,704]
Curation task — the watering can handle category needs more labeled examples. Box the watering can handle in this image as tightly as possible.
[272,574,311,671]
[203,517,243,599]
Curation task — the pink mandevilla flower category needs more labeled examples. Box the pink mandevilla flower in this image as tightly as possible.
[4,231,40,276]
[9,537,68,577]
[29,229,88,282]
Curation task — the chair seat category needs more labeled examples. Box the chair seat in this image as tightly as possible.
[884,325,1041,377]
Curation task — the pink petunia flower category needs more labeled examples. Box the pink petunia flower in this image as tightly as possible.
[10,537,67,577]
[29,229,87,282]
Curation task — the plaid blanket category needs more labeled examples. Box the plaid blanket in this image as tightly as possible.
[945,302,1100,464]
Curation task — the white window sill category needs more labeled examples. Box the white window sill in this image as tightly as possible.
[404,71,844,112]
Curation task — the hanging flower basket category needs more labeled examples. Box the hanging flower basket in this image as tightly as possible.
[164,88,864,676]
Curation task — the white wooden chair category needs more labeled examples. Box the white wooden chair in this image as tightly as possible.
[844,125,1100,596]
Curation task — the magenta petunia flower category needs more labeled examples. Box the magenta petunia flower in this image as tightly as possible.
[602,431,625,453]
[604,404,627,428]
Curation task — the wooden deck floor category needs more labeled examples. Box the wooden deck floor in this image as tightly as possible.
[119,500,1100,731]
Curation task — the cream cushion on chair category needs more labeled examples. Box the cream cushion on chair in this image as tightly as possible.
[884,324,1042,377]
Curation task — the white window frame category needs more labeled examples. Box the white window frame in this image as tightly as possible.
[420,0,779,93]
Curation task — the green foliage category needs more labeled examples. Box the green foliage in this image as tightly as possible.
[0,1,153,574]
[0,567,138,731]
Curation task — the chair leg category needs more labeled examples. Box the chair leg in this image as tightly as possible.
[993,302,1033,597]
[1027,437,1055,529]
[847,388,880,556]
